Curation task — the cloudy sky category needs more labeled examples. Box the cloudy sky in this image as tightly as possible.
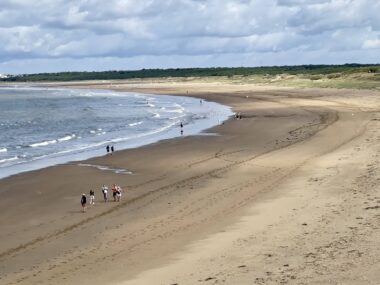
[1,0,379,74]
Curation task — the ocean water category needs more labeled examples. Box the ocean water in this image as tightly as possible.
[0,86,232,179]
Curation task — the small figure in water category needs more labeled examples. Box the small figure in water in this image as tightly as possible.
[81,194,87,212]
[106,145,110,154]
[111,145,114,154]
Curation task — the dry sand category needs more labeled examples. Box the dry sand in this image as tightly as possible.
[0,82,379,285]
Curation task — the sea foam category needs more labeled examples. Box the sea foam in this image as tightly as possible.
[30,140,57,148]
[0,87,233,179]
[0,156,18,164]
[129,121,143,127]
[58,134,76,142]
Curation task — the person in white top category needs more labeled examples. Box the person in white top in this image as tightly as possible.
[116,185,122,202]
[89,189,95,205]
[102,185,108,202]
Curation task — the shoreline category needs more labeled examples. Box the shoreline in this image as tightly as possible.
[0,87,233,180]
[0,82,379,284]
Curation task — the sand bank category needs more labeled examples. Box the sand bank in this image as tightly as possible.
[0,82,379,284]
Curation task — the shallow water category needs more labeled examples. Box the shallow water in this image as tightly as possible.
[0,86,232,179]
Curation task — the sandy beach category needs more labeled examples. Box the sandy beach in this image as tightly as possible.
[0,82,379,285]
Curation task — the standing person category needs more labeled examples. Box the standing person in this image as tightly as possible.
[106,145,110,154]
[116,185,122,202]
[102,185,108,202]
[111,145,114,154]
[81,194,87,212]
[89,189,95,205]
[112,184,117,202]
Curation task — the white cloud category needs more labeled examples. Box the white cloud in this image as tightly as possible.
[0,0,379,73]
[363,39,380,49]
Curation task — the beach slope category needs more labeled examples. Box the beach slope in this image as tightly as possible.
[0,83,379,284]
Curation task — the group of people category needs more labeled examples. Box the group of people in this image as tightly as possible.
[106,145,115,154]
[80,183,123,212]
[102,184,123,202]
[235,112,243,120]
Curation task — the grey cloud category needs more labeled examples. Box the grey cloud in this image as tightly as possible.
[277,0,330,6]
[0,0,379,73]
[287,0,380,34]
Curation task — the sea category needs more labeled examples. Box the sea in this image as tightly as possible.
[0,86,233,179]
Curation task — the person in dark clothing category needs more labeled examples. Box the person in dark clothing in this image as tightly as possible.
[106,145,110,154]
[81,194,87,212]
[111,145,114,153]
[112,184,117,201]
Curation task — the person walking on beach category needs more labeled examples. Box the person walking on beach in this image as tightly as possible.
[89,189,95,205]
[81,194,87,212]
[112,184,117,202]
[116,185,122,202]
[102,184,108,202]
[111,145,114,154]
[106,145,110,154]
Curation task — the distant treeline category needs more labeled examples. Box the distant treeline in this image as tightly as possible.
[2,64,379,82]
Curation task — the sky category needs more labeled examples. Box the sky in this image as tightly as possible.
[0,0,379,74]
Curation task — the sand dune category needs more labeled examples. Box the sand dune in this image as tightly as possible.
[0,83,379,284]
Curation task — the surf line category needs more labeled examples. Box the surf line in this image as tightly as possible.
[77,163,133,175]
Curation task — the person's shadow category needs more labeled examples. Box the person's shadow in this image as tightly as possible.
[67,210,85,214]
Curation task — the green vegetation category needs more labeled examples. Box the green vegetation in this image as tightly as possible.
[1,64,380,90]
[2,64,379,82]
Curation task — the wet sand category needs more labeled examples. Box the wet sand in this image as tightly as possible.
[0,82,379,284]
